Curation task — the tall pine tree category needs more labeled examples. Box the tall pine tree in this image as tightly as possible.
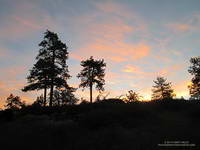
[151,76,175,100]
[23,30,71,106]
[77,56,106,103]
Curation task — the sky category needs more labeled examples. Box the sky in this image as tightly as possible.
[0,0,200,108]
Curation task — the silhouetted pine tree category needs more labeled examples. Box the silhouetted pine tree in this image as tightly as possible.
[23,30,71,106]
[33,94,46,106]
[51,89,62,106]
[151,77,175,100]
[39,30,70,106]
[5,94,24,109]
[60,86,78,105]
[50,86,78,106]
[77,56,106,103]
[188,57,200,100]
[22,58,51,106]
[125,90,142,103]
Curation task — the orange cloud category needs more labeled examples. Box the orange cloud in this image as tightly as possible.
[105,72,121,85]
[94,1,132,17]
[73,41,150,63]
[14,16,42,30]
[154,55,172,63]
[71,19,150,62]
[0,1,57,39]
[0,65,38,109]
[122,65,143,74]
[0,49,6,58]
[110,56,127,62]
[0,78,41,109]
[122,64,183,77]
[70,1,150,63]
[158,64,184,77]
[90,21,133,41]
[1,66,27,80]
[168,23,191,32]
[167,13,200,33]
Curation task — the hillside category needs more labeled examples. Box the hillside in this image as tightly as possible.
[0,99,199,150]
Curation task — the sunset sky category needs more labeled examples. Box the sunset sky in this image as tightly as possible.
[0,0,200,108]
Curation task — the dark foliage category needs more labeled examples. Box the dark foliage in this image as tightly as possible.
[77,56,106,103]
[4,94,25,109]
[22,57,52,106]
[188,57,200,100]
[23,30,71,106]
[124,90,142,103]
[50,87,78,106]
[33,94,46,106]
[151,76,175,100]
[0,100,199,150]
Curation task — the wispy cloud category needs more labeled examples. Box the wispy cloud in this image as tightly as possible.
[167,23,191,33]
[0,65,39,108]
[0,1,59,40]
[122,65,143,74]
[167,12,200,33]
[71,1,150,63]
[0,47,8,58]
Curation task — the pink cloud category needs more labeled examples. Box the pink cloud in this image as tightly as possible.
[94,1,133,19]
[0,2,58,39]
[0,78,40,109]
[70,1,150,63]
[0,46,13,58]
[158,64,184,77]
[0,65,38,108]
[122,65,143,74]
[167,23,191,33]
[110,56,127,62]
[14,16,42,30]
[105,72,121,85]
[0,66,27,80]
[121,64,184,80]
[72,40,150,63]
[0,49,7,58]
[167,12,200,33]
[71,19,150,62]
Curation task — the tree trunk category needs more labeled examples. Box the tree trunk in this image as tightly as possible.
[161,86,164,100]
[49,82,54,106]
[90,83,93,103]
[44,85,47,106]
[58,99,60,106]
[49,50,55,107]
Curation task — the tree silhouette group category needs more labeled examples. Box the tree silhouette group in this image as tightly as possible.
[22,30,75,107]
[3,30,200,108]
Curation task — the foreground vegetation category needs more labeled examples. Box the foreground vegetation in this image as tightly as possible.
[0,99,199,150]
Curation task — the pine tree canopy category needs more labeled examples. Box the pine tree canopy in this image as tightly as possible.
[151,76,175,100]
